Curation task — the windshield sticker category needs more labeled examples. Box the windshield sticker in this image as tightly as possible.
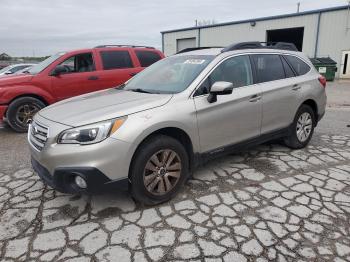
[184,59,206,65]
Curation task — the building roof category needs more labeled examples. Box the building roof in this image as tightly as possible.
[0,53,11,57]
[161,5,349,34]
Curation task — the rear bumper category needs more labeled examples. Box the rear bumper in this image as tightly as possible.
[0,105,7,122]
[31,157,129,194]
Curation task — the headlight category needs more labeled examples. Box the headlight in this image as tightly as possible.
[57,117,126,145]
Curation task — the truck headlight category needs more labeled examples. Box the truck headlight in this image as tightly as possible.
[57,117,126,145]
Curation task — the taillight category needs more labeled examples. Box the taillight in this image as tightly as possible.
[318,75,327,88]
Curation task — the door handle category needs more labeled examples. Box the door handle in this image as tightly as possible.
[292,84,301,90]
[88,76,99,80]
[130,72,138,77]
[249,94,261,102]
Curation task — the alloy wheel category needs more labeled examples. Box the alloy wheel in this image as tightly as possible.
[16,103,40,127]
[143,149,182,195]
[296,112,312,142]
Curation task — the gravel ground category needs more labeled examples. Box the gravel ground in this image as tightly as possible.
[0,81,349,261]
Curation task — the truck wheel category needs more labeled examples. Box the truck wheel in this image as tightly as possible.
[7,97,45,133]
[130,135,189,206]
[284,104,315,149]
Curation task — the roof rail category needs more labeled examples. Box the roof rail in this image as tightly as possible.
[177,46,223,54]
[221,41,298,53]
[94,45,155,49]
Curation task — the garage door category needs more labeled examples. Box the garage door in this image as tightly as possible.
[177,38,196,53]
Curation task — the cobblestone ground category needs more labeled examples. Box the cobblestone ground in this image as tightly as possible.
[1,134,350,261]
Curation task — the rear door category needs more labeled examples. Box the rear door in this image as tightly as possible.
[51,52,102,100]
[251,54,298,134]
[96,49,141,88]
[194,55,262,152]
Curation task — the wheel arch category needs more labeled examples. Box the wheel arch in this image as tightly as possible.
[8,93,49,106]
[128,127,196,179]
[5,94,50,117]
[300,99,318,123]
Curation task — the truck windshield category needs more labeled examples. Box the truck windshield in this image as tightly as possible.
[27,52,66,75]
[124,55,214,94]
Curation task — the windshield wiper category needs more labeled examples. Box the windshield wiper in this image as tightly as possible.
[128,88,151,94]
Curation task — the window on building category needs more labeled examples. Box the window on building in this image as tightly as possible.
[100,51,133,70]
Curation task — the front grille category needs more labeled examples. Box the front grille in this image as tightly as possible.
[29,121,49,151]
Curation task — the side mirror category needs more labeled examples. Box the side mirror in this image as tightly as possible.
[207,81,234,103]
[50,65,67,76]
[5,71,14,75]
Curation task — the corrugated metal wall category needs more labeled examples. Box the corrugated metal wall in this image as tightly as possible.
[317,9,350,77]
[199,13,318,56]
[163,8,350,78]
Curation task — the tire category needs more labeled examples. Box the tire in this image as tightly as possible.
[284,104,316,149]
[130,135,189,206]
[6,97,45,133]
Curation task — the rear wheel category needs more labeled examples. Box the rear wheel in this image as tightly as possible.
[7,97,45,133]
[284,104,315,149]
[130,135,189,205]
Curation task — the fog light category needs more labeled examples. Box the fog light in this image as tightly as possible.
[75,175,87,189]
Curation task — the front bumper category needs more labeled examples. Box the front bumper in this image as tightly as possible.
[0,105,7,122]
[31,157,129,194]
[28,114,136,193]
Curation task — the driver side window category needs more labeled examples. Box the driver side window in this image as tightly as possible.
[194,55,253,96]
[59,53,95,74]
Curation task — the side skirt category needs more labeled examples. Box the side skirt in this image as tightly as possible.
[194,127,290,166]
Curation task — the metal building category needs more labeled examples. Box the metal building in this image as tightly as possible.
[161,5,350,78]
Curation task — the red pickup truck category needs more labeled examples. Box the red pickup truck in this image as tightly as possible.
[0,45,164,132]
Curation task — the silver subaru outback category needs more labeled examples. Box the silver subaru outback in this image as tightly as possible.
[28,42,326,205]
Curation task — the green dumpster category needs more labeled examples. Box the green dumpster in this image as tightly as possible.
[310,57,337,81]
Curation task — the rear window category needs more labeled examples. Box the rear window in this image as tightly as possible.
[284,55,310,76]
[100,51,133,70]
[136,51,162,67]
[252,54,285,83]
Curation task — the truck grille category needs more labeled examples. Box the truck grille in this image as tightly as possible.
[29,121,49,151]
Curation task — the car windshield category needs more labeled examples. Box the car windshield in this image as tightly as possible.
[27,52,66,75]
[123,55,214,94]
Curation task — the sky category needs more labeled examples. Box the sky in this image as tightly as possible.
[0,0,348,56]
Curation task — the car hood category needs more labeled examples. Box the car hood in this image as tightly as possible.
[39,88,173,127]
[0,74,33,86]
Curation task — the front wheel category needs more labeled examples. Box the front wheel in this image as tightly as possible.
[7,97,45,133]
[284,104,315,149]
[130,135,189,206]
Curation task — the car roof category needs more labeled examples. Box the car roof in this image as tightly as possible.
[60,46,160,55]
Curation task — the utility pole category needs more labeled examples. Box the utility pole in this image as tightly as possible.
[297,2,300,13]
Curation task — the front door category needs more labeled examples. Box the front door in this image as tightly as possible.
[340,50,350,79]
[51,52,102,101]
[193,55,262,153]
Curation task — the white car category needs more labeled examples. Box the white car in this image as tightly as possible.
[0,64,36,76]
